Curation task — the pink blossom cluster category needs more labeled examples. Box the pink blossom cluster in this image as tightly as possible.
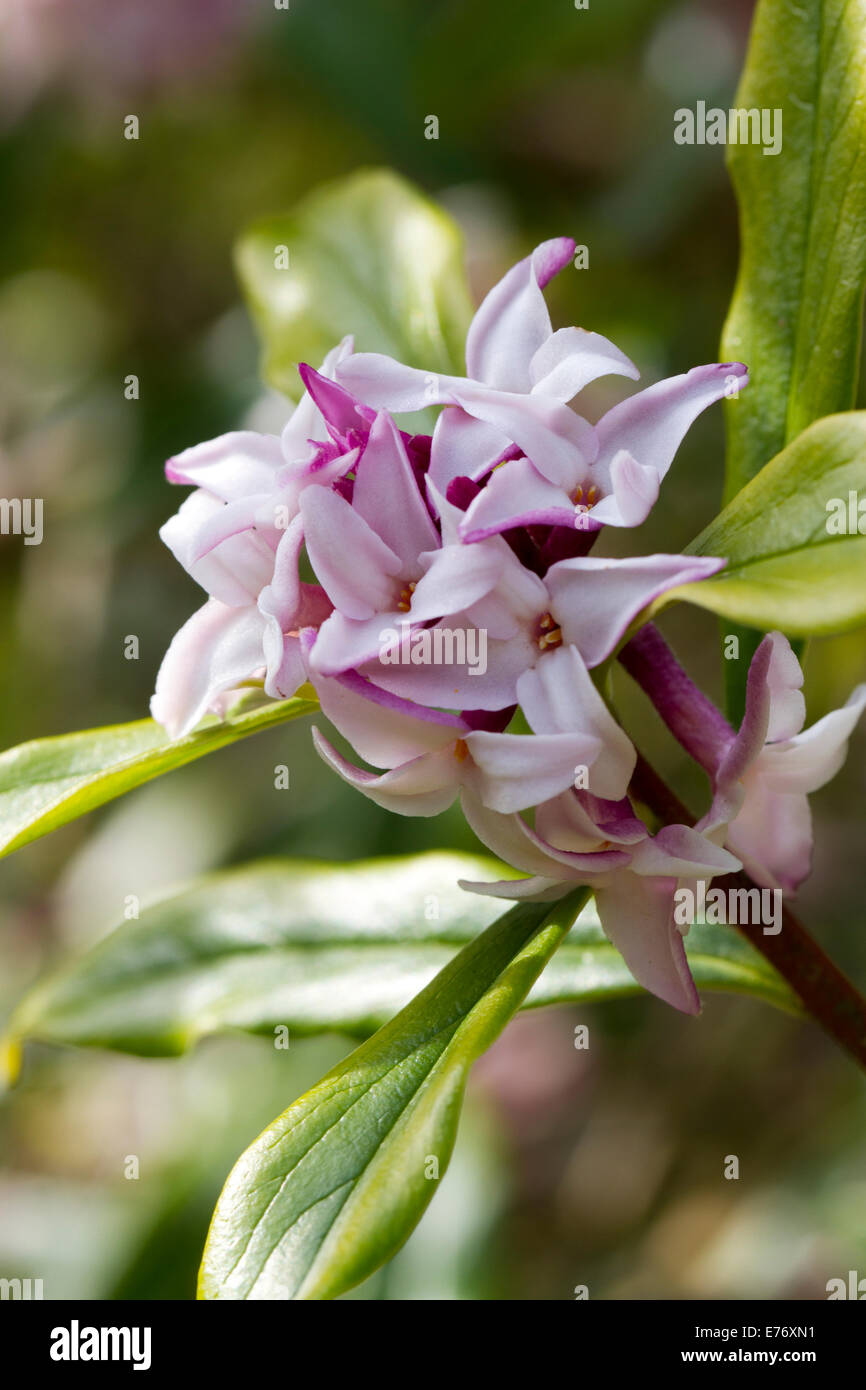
[152,238,866,1012]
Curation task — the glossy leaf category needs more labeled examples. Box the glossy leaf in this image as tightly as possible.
[198,892,584,1300]
[8,855,797,1063]
[235,168,473,402]
[718,0,866,715]
[720,0,866,502]
[664,414,866,634]
[0,693,317,862]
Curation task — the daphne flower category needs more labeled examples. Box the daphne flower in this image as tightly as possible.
[336,237,747,541]
[708,633,866,892]
[302,412,505,678]
[310,641,637,814]
[336,237,638,496]
[353,489,725,711]
[459,787,741,1014]
[152,339,358,737]
[620,625,866,895]
[459,362,748,542]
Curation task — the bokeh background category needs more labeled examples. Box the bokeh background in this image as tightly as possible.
[1,0,865,1300]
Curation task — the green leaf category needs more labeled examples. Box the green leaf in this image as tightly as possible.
[719,0,866,714]
[235,168,473,405]
[666,413,866,634]
[8,854,797,1062]
[197,892,584,1300]
[535,916,798,1018]
[721,0,866,501]
[0,693,317,862]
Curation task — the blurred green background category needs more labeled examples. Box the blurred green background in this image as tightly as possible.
[1,0,865,1300]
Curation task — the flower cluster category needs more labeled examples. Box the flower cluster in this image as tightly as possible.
[152,237,866,1014]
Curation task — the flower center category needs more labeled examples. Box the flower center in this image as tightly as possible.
[454,738,470,762]
[396,581,417,612]
[570,483,599,512]
[536,612,563,651]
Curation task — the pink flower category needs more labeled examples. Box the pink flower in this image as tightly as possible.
[152,339,359,737]
[707,633,866,893]
[310,643,637,814]
[336,237,747,536]
[457,785,739,1015]
[337,238,624,495]
[347,488,723,711]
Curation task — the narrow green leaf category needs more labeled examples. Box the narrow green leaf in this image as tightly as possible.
[666,413,866,634]
[0,693,317,861]
[198,892,584,1301]
[9,855,796,1062]
[235,168,473,404]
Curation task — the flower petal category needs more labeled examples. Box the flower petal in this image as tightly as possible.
[352,412,439,567]
[365,619,538,711]
[535,790,646,851]
[594,875,701,1015]
[336,353,446,413]
[546,554,725,668]
[160,492,277,606]
[466,237,575,392]
[458,875,571,903]
[516,644,636,799]
[463,729,603,812]
[449,381,598,488]
[759,683,866,794]
[150,600,266,739]
[717,632,804,791]
[256,513,305,631]
[281,336,355,460]
[627,824,741,879]
[529,326,639,401]
[459,456,576,541]
[165,431,284,500]
[728,782,812,894]
[411,541,506,620]
[297,363,376,440]
[587,450,660,528]
[428,408,513,492]
[300,485,403,619]
[311,729,460,817]
[594,362,748,484]
[461,789,628,877]
[263,632,308,701]
[310,654,466,767]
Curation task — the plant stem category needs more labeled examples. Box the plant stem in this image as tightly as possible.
[619,623,733,772]
[630,752,866,1073]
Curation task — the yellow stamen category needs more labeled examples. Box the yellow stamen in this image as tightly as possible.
[454,738,470,762]
[397,581,417,612]
[536,612,563,650]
